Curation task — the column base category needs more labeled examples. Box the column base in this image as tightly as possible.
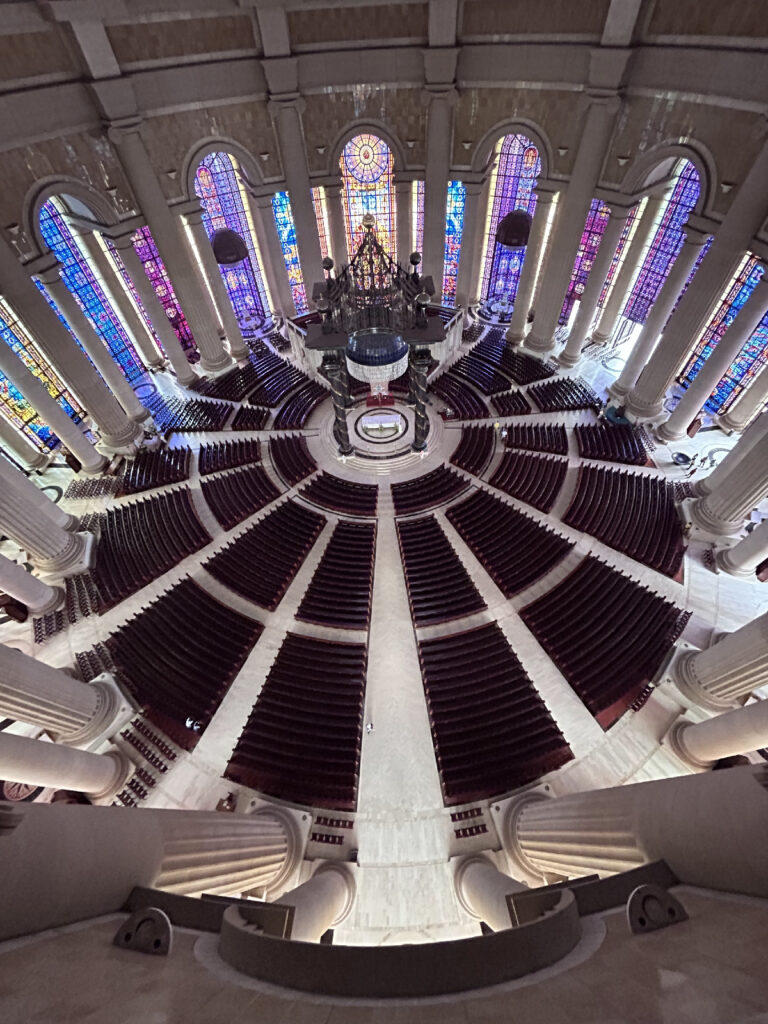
[88,748,135,805]
[98,420,144,456]
[715,546,757,579]
[262,807,305,897]
[623,391,666,423]
[500,790,551,887]
[228,342,251,361]
[714,412,744,435]
[607,379,631,403]
[200,353,235,375]
[172,364,200,388]
[313,862,357,928]
[59,673,141,750]
[688,497,745,538]
[59,512,81,533]
[128,405,152,424]
[668,647,741,712]
[505,325,525,345]
[452,856,491,921]
[25,583,65,617]
[523,334,554,355]
[664,719,713,770]
[591,329,611,345]
[78,452,110,475]
[34,530,96,579]
[556,348,582,368]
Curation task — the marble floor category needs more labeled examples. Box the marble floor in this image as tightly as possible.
[2,321,768,945]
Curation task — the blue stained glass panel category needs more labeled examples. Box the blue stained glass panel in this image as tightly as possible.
[598,205,639,309]
[340,134,396,261]
[442,181,466,306]
[559,200,611,324]
[272,191,308,314]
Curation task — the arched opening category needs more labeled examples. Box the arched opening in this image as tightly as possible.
[339,133,397,261]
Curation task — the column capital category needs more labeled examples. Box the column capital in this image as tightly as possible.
[421,83,459,107]
[105,117,144,146]
[267,92,306,119]
[681,225,711,247]
[29,256,63,285]
[177,202,206,226]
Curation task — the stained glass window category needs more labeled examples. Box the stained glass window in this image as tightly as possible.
[559,200,611,324]
[664,235,713,329]
[597,204,641,310]
[38,199,145,383]
[271,192,308,315]
[623,161,700,325]
[340,134,396,261]
[126,228,198,361]
[413,180,424,255]
[442,181,466,306]
[678,255,766,414]
[479,135,541,304]
[0,298,84,451]
[194,153,269,322]
[312,187,331,261]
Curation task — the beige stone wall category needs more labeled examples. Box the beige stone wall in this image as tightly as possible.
[0,29,77,83]
[288,4,428,47]
[106,15,259,67]
[645,0,768,38]
[460,0,610,39]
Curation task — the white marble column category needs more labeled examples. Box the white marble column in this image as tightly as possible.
[0,556,62,616]
[0,733,133,803]
[0,234,141,454]
[716,518,768,577]
[249,192,296,320]
[109,233,198,386]
[0,414,51,472]
[592,195,664,344]
[107,122,232,373]
[671,610,768,710]
[274,862,356,942]
[668,699,768,768]
[506,188,557,343]
[268,96,324,289]
[453,856,527,931]
[625,138,768,419]
[558,205,633,366]
[455,178,488,311]
[0,642,131,745]
[526,94,621,354]
[0,454,78,532]
[689,426,768,535]
[36,262,149,424]
[718,357,768,434]
[657,270,768,442]
[693,412,768,497]
[79,231,164,369]
[183,207,249,360]
[422,87,457,298]
[395,178,413,267]
[324,181,350,269]
[611,228,709,402]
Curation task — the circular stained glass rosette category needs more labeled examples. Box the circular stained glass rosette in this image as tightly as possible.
[344,134,390,184]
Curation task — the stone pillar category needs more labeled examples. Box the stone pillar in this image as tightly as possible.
[323,352,352,455]
[107,122,232,373]
[275,862,356,942]
[183,207,249,360]
[36,262,149,425]
[109,234,198,386]
[625,137,768,419]
[268,96,324,288]
[422,86,457,297]
[249,192,297,320]
[0,454,78,532]
[504,765,768,897]
[455,179,488,311]
[0,556,63,616]
[0,234,141,454]
[411,348,431,452]
[0,642,132,745]
[325,182,350,269]
[0,733,133,803]
[693,412,768,497]
[0,414,51,472]
[526,94,621,354]
[612,229,710,402]
[395,178,413,266]
[79,231,164,369]
[657,270,768,441]
[453,856,527,931]
[671,610,768,710]
[716,518,768,577]
[592,194,665,344]
[718,361,768,434]
[506,188,557,343]
[0,460,92,576]
[558,205,633,366]
[530,197,560,315]
[689,426,768,535]
[668,699,768,768]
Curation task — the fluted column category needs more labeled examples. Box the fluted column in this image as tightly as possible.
[0,454,78,532]
[325,182,350,269]
[455,179,489,311]
[36,262,149,425]
[526,94,621,354]
[668,699,768,768]
[79,232,164,369]
[249,192,296,320]
[689,426,768,535]
[506,188,557,343]
[422,87,457,297]
[504,766,768,898]
[0,413,51,472]
[453,856,527,931]
[268,96,324,287]
[611,229,710,402]
[592,195,664,344]
[626,137,768,419]
[716,518,768,577]
[275,862,356,942]
[657,270,768,441]
[107,121,232,373]
[671,610,768,710]
[395,178,413,266]
[411,348,431,452]
[0,733,133,803]
[693,412,768,497]
[0,556,62,616]
[0,233,141,452]
[183,208,248,360]
[718,360,768,434]
[323,352,352,455]
[558,205,633,366]
[109,234,198,386]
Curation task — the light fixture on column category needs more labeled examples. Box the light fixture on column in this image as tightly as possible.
[165,169,178,181]
[462,140,473,151]
[4,224,20,237]
[616,156,630,166]
[720,182,735,193]
[406,139,417,149]
[259,152,270,162]
[557,146,568,157]
[316,146,327,155]
[105,187,119,198]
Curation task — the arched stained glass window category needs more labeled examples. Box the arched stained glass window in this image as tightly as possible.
[442,181,466,306]
[194,153,270,322]
[272,191,308,314]
[0,298,84,452]
[623,161,700,325]
[38,199,145,383]
[339,134,396,260]
[479,135,541,303]
[560,199,611,324]
[597,204,641,310]
[312,187,331,260]
[678,255,767,415]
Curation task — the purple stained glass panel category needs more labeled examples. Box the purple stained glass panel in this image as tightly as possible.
[559,199,611,325]
[272,191,308,315]
[414,180,424,255]
[442,181,466,306]
[340,134,396,261]
[129,227,198,361]
[598,205,639,309]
